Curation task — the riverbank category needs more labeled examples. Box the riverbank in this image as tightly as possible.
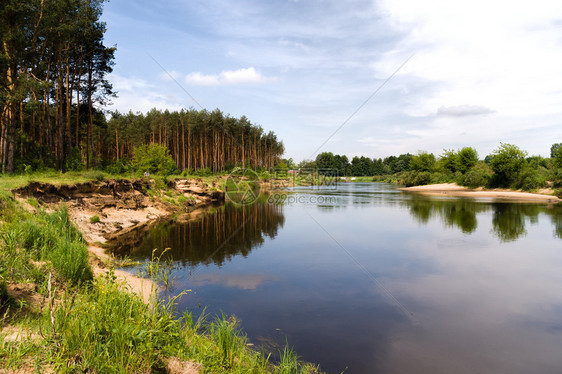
[0,176,320,373]
[399,182,561,203]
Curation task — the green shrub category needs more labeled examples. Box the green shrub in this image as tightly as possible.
[515,166,547,191]
[90,215,100,223]
[400,171,432,186]
[132,144,177,176]
[192,167,213,177]
[551,169,562,188]
[459,162,493,188]
[456,147,479,173]
[181,168,194,177]
[65,147,85,172]
[489,143,528,186]
[409,152,436,172]
[104,160,130,175]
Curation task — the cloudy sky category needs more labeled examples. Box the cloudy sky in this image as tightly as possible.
[101,0,562,161]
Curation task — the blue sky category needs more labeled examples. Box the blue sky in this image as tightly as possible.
[101,0,562,162]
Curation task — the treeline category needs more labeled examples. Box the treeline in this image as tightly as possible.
[307,143,562,192]
[298,152,414,176]
[1,0,115,173]
[107,109,284,173]
[0,1,283,174]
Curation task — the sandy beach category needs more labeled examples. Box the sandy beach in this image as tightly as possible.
[399,183,561,203]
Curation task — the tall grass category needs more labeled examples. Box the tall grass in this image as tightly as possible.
[14,207,92,285]
[0,187,321,373]
[50,272,183,372]
[210,314,246,368]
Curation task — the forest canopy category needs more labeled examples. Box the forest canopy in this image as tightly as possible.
[0,0,284,174]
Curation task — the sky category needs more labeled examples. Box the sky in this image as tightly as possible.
[101,0,562,162]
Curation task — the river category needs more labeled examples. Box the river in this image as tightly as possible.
[109,183,562,374]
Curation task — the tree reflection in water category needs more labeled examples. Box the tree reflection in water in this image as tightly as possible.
[404,196,561,242]
[108,202,285,266]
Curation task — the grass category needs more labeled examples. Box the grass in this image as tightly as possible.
[0,182,322,373]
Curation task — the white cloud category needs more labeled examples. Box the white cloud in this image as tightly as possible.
[185,67,270,86]
[376,0,562,116]
[369,0,562,156]
[436,105,494,117]
[109,73,183,113]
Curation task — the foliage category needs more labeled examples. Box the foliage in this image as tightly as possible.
[551,143,562,159]
[459,162,493,188]
[456,147,479,173]
[90,215,100,223]
[439,149,458,173]
[552,143,562,169]
[0,0,115,173]
[514,165,548,191]
[526,155,549,169]
[104,160,130,175]
[108,109,284,174]
[132,144,177,176]
[400,171,432,186]
[489,143,528,186]
[192,167,213,177]
[409,152,436,172]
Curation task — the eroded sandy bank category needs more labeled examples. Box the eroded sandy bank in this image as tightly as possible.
[14,178,225,304]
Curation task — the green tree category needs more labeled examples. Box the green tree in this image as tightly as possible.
[409,152,436,172]
[132,144,177,176]
[316,152,336,173]
[550,143,562,159]
[551,143,562,169]
[489,143,528,186]
[439,149,458,173]
[456,147,479,173]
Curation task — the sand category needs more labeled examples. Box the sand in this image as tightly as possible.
[399,183,561,203]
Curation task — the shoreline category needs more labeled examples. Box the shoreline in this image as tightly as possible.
[399,183,561,203]
[14,177,226,305]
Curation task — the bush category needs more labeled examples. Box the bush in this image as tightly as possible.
[181,168,194,177]
[459,163,493,188]
[409,152,436,172]
[65,147,84,171]
[192,167,213,177]
[400,171,432,186]
[550,169,562,188]
[456,147,479,173]
[489,143,528,186]
[132,144,177,176]
[514,166,547,191]
[105,160,130,175]
[90,215,101,223]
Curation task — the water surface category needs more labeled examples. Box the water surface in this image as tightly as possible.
[110,183,562,374]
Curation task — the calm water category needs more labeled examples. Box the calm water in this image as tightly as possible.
[109,183,562,374]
